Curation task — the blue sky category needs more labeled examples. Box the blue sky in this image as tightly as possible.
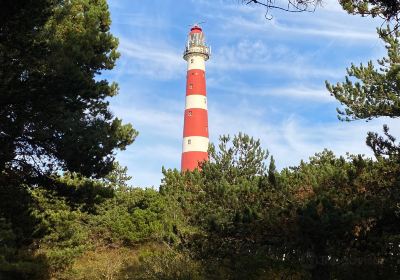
[104,0,400,187]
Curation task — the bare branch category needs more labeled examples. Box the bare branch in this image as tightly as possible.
[243,0,322,20]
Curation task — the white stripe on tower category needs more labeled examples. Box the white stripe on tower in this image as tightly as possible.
[182,136,209,152]
[187,56,205,71]
[185,95,207,110]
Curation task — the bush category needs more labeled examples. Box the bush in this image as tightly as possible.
[121,244,203,280]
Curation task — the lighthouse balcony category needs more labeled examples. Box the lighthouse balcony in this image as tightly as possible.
[183,46,210,60]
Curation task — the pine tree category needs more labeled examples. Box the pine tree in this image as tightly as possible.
[0,0,138,181]
[267,155,277,187]
[326,27,400,121]
[340,0,400,26]
[326,27,400,158]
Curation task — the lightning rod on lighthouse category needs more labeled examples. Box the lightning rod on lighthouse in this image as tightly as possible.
[181,24,210,171]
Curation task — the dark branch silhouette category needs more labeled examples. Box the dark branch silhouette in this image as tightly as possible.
[243,0,322,20]
[243,0,400,29]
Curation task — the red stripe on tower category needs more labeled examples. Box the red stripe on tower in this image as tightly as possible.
[181,24,211,171]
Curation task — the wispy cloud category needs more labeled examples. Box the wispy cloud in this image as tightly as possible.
[260,86,334,102]
[200,0,379,41]
[273,21,377,41]
[208,39,343,79]
[111,13,171,28]
[207,78,335,102]
[209,102,400,169]
[112,103,182,140]
[118,38,184,80]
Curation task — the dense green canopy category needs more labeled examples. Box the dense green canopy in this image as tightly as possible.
[0,0,137,181]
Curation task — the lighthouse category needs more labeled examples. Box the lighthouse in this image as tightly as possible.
[181,24,211,171]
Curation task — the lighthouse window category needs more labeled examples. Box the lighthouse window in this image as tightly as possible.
[188,139,191,144]
[189,84,193,89]
[188,111,192,116]
[190,58,194,63]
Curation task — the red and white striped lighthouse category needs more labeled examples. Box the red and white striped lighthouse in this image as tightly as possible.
[181,24,211,171]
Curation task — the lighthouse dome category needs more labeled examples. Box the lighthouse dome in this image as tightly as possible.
[190,25,202,33]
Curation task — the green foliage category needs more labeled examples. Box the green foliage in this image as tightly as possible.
[268,155,278,187]
[163,134,271,235]
[339,0,400,24]
[0,0,137,180]
[0,1,138,274]
[161,135,400,279]
[2,134,400,279]
[105,162,133,188]
[326,27,400,121]
[0,217,49,280]
[31,189,90,274]
[366,124,400,158]
[0,166,178,279]
[0,184,89,279]
[206,133,269,180]
[326,26,400,173]
[49,173,114,213]
[161,134,286,277]
[92,187,174,245]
